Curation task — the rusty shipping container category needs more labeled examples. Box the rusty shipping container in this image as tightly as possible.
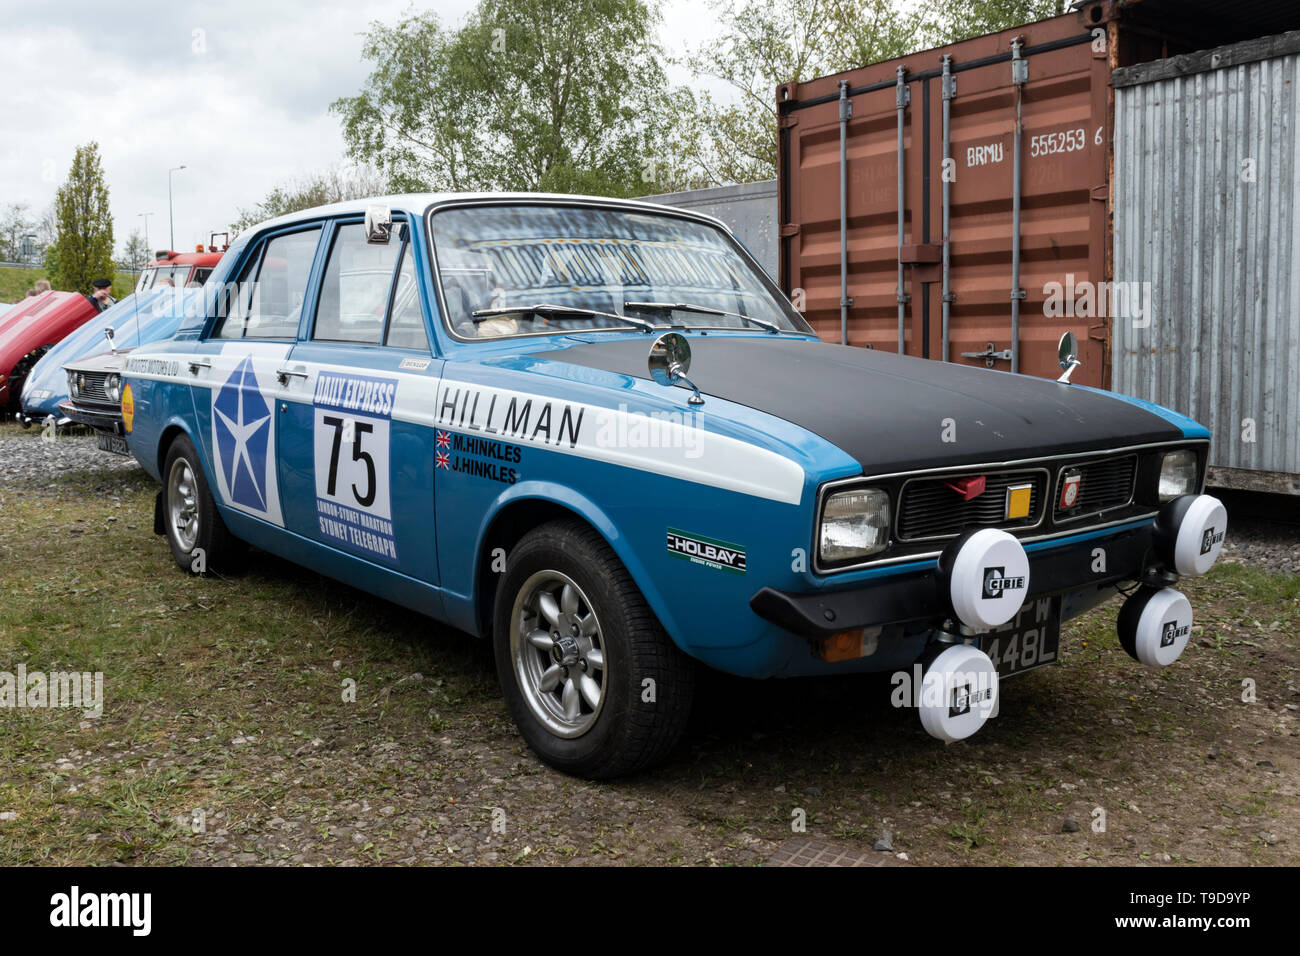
[777,0,1300,393]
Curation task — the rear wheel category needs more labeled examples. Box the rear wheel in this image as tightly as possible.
[162,433,244,574]
[493,519,695,779]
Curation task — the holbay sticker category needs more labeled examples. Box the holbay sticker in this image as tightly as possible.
[666,528,746,575]
[312,371,400,564]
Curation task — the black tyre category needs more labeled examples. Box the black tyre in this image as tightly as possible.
[161,433,245,574]
[493,519,695,779]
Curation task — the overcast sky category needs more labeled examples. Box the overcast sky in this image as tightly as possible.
[0,0,724,258]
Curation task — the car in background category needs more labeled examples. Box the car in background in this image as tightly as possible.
[135,235,228,293]
[19,287,199,426]
[120,193,1226,778]
[56,287,204,452]
[0,291,97,416]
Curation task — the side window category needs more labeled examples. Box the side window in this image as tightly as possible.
[214,227,322,340]
[313,223,404,345]
[384,245,429,350]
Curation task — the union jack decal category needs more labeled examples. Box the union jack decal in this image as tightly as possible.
[436,430,451,449]
[436,450,450,470]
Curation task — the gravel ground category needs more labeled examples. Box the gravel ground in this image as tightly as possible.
[1215,491,1300,575]
[0,428,141,488]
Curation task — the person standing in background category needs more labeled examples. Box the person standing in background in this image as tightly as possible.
[86,278,116,313]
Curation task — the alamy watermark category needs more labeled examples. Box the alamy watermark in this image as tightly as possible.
[0,665,103,718]
[594,403,703,459]
[1043,273,1152,328]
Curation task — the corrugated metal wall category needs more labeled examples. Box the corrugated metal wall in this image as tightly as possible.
[637,180,778,278]
[1113,37,1300,484]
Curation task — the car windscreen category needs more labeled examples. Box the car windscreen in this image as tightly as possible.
[429,203,807,340]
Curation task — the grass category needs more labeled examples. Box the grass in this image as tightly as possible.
[0,265,136,304]
[0,431,1296,866]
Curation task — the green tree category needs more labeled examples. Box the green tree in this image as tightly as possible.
[332,0,697,197]
[0,203,42,262]
[47,142,114,293]
[118,230,152,271]
[921,0,1067,45]
[231,163,389,234]
[681,0,925,186]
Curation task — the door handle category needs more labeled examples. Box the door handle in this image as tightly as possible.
[188,359,211,374]
[276,367,309,385]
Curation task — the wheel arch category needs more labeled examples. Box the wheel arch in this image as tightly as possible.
[472,486,683,647]
[157,421,193,478]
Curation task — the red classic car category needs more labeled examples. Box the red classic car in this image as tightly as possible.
[0,291,98,414]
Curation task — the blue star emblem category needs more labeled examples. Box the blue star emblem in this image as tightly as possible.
[213,356,272,512]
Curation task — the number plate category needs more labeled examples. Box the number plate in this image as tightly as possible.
[980,596,1061,678]
[95,431,130,456]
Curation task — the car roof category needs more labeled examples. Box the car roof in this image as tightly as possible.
[248,192,731,237]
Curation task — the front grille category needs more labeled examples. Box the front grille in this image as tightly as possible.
[73,372,109,402]
[1054,454,1136,520]
[897,470,1046,540]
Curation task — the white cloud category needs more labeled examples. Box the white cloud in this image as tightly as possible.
[0,0,724,259]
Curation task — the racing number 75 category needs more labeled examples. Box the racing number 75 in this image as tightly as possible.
[323,415,376,507]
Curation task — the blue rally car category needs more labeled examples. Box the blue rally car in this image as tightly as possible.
[121,194,1227,777]
[18,287,201,427]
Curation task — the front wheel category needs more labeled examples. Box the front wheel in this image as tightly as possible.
[162,433,244,574]
[493,519,695,779]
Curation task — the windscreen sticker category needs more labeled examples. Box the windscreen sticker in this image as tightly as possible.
[313,371,400,564]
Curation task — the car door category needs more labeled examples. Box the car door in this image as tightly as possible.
[275,216,443,586]
[185,223,326,531]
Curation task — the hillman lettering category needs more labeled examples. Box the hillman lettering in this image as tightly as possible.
[437,385,584,449]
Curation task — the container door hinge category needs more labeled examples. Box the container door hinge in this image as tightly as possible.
[962,343,1014,368]
[779,223,800,238]
[1090,184,1110,202]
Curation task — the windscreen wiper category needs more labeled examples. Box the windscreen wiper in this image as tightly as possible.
[471,302,657,332]
[624,301,782,334]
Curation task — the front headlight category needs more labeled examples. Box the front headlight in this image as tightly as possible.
[1159,449,1198,501]
[106,374,121,402]
[819,487,891,563]
[68,373,79,397]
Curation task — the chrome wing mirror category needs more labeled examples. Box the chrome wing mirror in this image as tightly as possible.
[648,332,704,405]
[1057,330,1081,383]
[103,325,117,354]
[364,204,392,244]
